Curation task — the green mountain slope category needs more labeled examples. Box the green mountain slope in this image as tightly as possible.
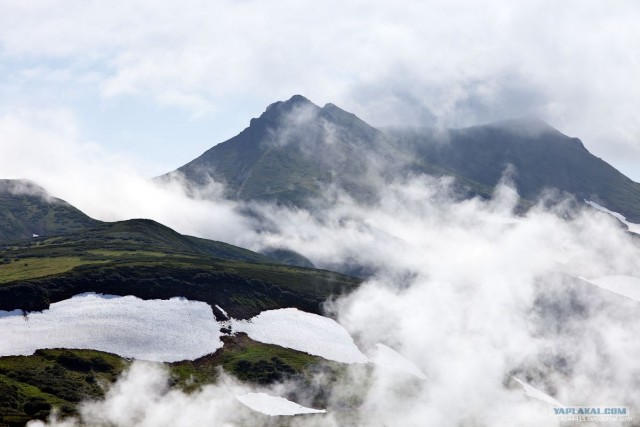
[0,180,100,242]
[28,218,276,264]
[0,218,359,318]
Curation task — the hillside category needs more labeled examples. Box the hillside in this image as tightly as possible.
[0,180,100,242]
[0,334,333,425]
[0,218,359,318]
[0,202,357,425]
[389,118,640,223]
[164,95,443,206]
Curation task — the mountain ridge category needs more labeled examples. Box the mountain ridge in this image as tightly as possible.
[165,94,407,206]
[165,96,640,223]
[389,119,640,222]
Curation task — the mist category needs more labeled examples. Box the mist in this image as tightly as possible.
[0,108,257,247]
[26,362,297,427]
[21,176,640,425]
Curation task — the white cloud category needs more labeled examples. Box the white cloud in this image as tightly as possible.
[0,107,255,245]
[27,362,271,427]
[9,134,640,424]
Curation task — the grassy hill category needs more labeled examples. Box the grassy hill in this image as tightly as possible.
[0,218,359,318]
[0,218,358,425]
[0,180,100,242]
[0,334,333,426]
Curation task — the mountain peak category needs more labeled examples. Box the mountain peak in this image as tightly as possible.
[252,95,320,129]
[0,179,100,241]
[0,179,49,198]
[265,94,317,113]
[286,94,313,105]
[321,102,352,117]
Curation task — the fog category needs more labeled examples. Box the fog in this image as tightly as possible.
[21,172,640,426]
[26,363,282,427]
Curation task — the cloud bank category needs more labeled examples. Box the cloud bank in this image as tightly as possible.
[19,168,640,426]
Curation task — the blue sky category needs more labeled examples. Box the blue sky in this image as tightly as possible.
[1,0,639,180]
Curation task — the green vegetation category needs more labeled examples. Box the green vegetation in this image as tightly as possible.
[0,257,105,284]
[87,249,169,258]
[173,333,325,388]
[0,335,336,426]
[12,218,275,264]
[0,218,359,318]
[0,349,125,426]
[0,180,100,242]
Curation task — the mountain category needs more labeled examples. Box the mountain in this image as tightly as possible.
[388,118,640,223]
[163,95,437,206]
[0,180,100,241]
[165,96,640,223]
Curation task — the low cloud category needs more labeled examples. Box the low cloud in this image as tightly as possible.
[19,178,640,425]
[27,362,270,427]
[249,177,640,426]
[3,106,640,426]
[0,108,255,246]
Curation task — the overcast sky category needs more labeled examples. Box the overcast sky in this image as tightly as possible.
[1,0,639,180]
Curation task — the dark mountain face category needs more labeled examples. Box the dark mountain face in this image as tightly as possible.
[167,97,640,223]
[0,179,101,241]
[166,95,413,206]
[389,118,640,223]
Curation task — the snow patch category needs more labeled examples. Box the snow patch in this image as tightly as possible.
[585,200,640,234]
[370,343,427,380]
[236,392,326,416]
[215,304,229,319]
[0,293,222,362]
[0,309,24,319]
[512,377,563,406]
[232,308,368,364]
[578,275,640,302]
